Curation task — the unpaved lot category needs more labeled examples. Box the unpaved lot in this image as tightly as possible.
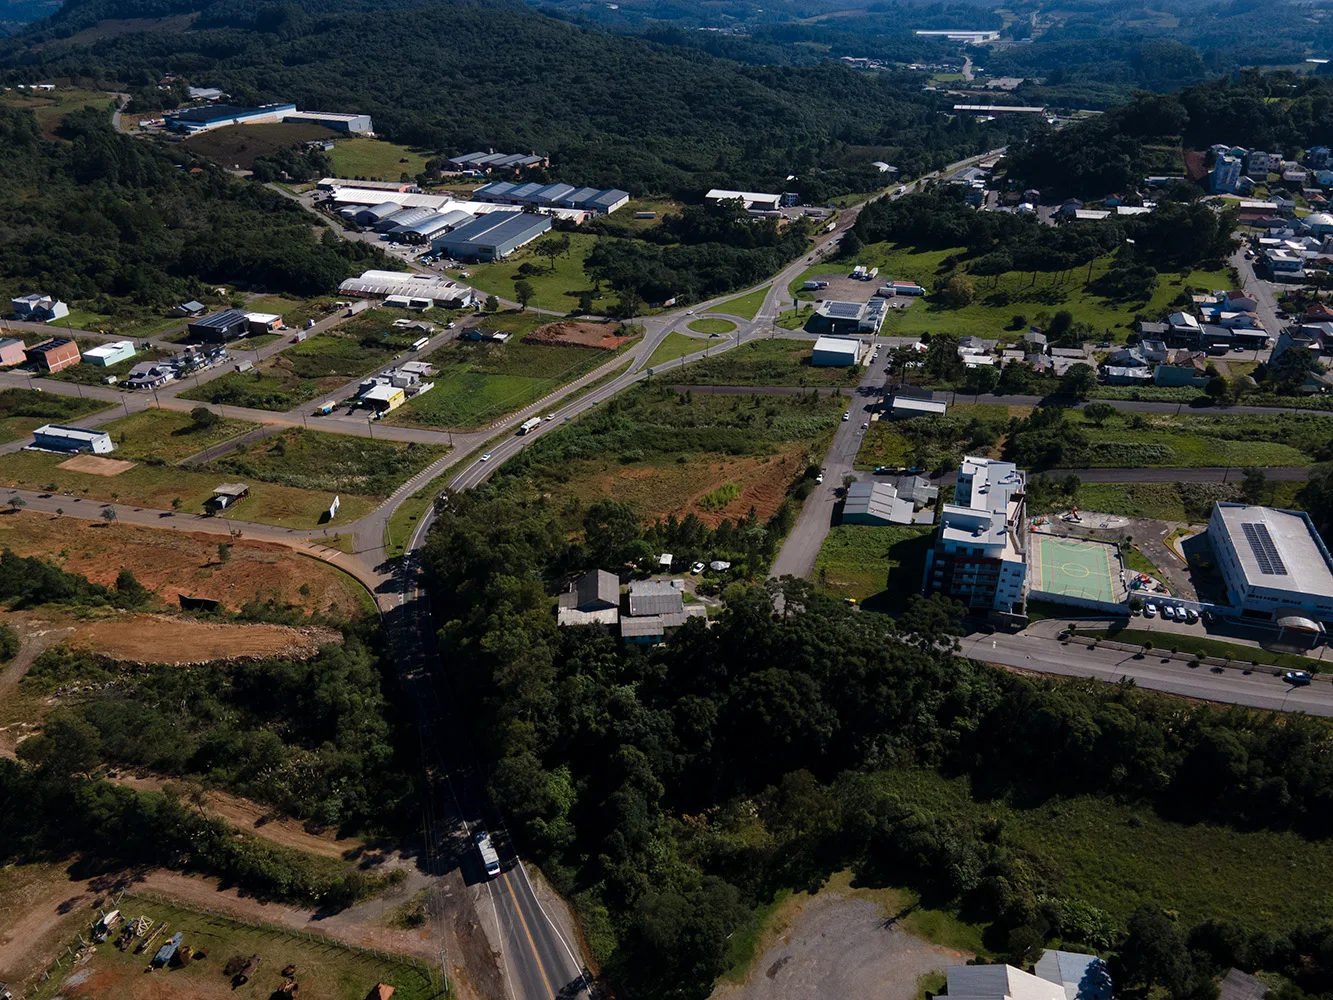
[523,321,634,350]
[713,887,969,1000]
[0,512,369,616]
[57,454,136,476]
[68,614,340,664]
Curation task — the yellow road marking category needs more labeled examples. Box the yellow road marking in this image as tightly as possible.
[504,871,555,998]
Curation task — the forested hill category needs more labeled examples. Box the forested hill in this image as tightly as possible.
[0,0,1031,194]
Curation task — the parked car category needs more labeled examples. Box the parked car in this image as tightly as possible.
[842,411,851,422]
[1162,606,1176,621]
[860,422,869,430]
[1284,670,1313,686]
[815,473,824,484]
[690,562,705,575]
[1145,604,1158,618]
[1184,608,1199,623]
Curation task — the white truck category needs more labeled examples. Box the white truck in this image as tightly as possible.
[475,830,501,878]
[518,416,542,435]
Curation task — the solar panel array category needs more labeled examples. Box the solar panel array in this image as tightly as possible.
[1241,521,1288,576]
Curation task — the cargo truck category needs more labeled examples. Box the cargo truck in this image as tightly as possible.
[518,417,542,435]
[475,830,501,878]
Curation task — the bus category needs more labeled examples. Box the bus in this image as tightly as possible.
[411,336,430,352]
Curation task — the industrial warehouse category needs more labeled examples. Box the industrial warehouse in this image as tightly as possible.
[165,103,373,133]
[447,151,549,172]
[472,181,630,214]
[430,213,553,261]
[339,270,476,307]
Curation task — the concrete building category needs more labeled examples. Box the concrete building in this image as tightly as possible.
[81,341,136,366]
[811,335,863,366]
[946,963,1065,1000]
[31,424,113,454]
[245,313,283,334]
[188,309,251,343]
[813,300,880,336]
[361,384,406,412]
[24,337,80,372]
[705,188,783,211]
[1209,502,1333,625]
[430,212,552,261]
[0,338,26,367]
[11,293,68,323]
[924,456,1028,615]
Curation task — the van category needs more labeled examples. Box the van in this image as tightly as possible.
[234,361,254,373]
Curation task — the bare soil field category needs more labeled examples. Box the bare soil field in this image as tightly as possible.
[523,321,635,350]
[0,512,370,616]
[108,774,363,860]
[0,862,118,987]
[57,454,136,476]
[68,614,340,664]
[712,881,969,1000]
[184,122,340,171]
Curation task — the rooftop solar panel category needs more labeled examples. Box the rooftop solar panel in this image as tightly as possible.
[1242,521,1288,576]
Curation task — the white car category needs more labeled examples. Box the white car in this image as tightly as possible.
[480,452,492,462]
[1144,604,1158,618]
[1185,608,1199,623]
[815,474,824,484]
[860,422,869,430]
[690,562,705,574]
[1162,606,1176,621]
[544,414,555,421]
[842,411,851,421]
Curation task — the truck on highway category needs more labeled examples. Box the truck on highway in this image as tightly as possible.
[475,830,501,878]
[518,416,542,435]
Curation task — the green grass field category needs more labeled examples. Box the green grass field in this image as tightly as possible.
[386,337,627,430]
[30,895,438,1000]
[672,339,861,387]
[814,524,933,611]
[645,332,707,370]
[0,87,116,139]
[710,284,770,320]
[787,242,1234,342]
[494,386,844,528]
[1070,481,1306,523]
[203,427,443,495]
[1061,410,1325,469]
[0,388,110,445]
[181,309,419,411]
[462,233,614,314]
[688,317,737,335]
[872,766,1333,933]
[100,408,260,464]
[327,137,430,180]
[0,448,373,527]
[245,294,337,329]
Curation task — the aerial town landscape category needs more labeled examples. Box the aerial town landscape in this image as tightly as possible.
[2,2,1333,1000]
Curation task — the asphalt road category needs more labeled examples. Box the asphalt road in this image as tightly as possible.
[962,631,1333,716]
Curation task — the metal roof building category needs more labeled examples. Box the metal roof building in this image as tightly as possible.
[355,202,405,226]
[811,334,863,366]
[558,569,622,626]
[843,481,916,525]
[1209,503,1333,624]
[189,309,250,343]
[472,180,630,215]
[1033,950,1112,1000]
[82,341,137,367]
[375,207,436,232]
[946,964,1065,1000]
[430,212,553,261]
[628,579,685,617]
[338,270,475,308]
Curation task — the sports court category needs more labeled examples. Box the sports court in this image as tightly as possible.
[1030,535,1126,604]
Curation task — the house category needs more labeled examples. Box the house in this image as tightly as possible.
[1246,151,1281,175]
[125,361,175,390]
[945,963,1065,1000]
[924,457,1028,616]
[1140,339,1170,363]
[1220,969,1269,1000]
[174,300,207,317]
[24,337,80,372]
[0,338,25,367]
[81,341,136,367]
[1211,155,1242,194]
[1224,289,1259,312]
[1106,347,1148,368]
[1023,330,1048,352]
[558,569,621,626]
[206,483,249,511]
[1154,362,1209,388]
[898,475,939,505]
[1103,365,1153,384]
[1034,950,1113,1000]
[11,293,69,323]
[1310,146,1333,170]
[31,424,114,454]
[628,579,685,617]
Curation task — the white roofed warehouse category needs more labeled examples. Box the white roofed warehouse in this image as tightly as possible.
[31,424,114,454]
[1208,503,1333,625]
[811,335,863,366]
